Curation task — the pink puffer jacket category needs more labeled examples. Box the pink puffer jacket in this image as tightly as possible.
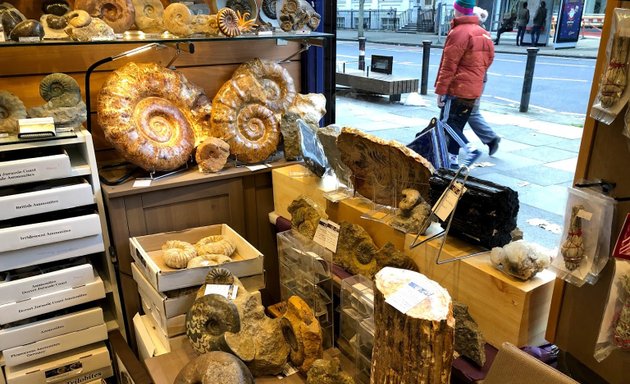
[434,16,495,99]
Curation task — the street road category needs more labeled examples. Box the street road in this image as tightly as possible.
[336,41,596,116]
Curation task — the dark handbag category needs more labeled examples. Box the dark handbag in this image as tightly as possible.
[407,117,449,169]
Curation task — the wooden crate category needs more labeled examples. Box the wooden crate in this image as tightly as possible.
[403,233,556,348]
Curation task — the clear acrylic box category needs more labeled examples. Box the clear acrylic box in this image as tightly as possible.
[277,230,334,348]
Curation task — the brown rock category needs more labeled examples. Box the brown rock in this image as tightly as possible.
[453,301,486,367]
[337,127,434,206]
[280,94,325,160]
[196,137,230,173]
[174,351,254,384]
[280,111,302,161]
[287,197,322,239]
[281,296,324,374]
[306,358,354,384]
[390,188,434,234]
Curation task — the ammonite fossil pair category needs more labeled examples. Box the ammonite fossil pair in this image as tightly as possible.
[211,59,296,164]
[97,62,212,172]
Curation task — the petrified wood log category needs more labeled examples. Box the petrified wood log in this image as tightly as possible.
[372,267,454,384]
[337,127,434,207]
[429,169,519,248]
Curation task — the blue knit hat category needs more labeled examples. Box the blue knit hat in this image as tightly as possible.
[453,0,475,15]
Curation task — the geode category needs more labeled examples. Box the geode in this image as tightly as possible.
[429,169,519,249]
[337,127,434,207]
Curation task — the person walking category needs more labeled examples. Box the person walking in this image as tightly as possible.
[532,1,547,46]
[435,0,495,169]
[516,2,530,46]
[470,6,501,156]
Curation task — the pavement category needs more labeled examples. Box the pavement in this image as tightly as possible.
[333,29,601,248]
[336,28,602,59]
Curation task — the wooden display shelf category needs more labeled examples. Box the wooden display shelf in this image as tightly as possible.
[404,232,555,348]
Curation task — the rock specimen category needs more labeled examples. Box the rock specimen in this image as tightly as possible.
[174,351,254,384]
[306,358,354,384]
[490,240,552,281]
[298,119,329,177]
[372,267,454,383]
[196,137,230,173]
[317,124,352,184]
[337,127,434,207]
[9,19,44,41]
[74,0,135,34]
[429,168,519,249]
[186,268,289,376]
[280,295,323,374]
[64,11,116,41]
[1,7,26,37]
[279,0,321,32]
[335,222,417,278]
[0,90,27,135]
[390,188,433,234]
[42,0,71,16]
[287,197,322,239]
[453,301,486,367]
[132,0,164,33]
[40,14,69,39]
[280,93,326,161]
[28,73,87,128]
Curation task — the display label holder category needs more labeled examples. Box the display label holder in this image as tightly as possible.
[408,166,487,264]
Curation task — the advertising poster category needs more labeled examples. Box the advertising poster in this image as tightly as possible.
[554,0,585,48]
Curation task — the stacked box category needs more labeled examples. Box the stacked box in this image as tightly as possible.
[277,230,334,348]
[129,224,266,355]
[338,275,375,384]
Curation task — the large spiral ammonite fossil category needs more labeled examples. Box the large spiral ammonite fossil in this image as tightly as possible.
[186,294,241,354]
[97,62,212,171]
[174,351,254,384]
[0,91,27,135]
[261,0,277,19]
[39,73,82,108]
[233,58,296,114]
[163,3,193,37]
[131,0,164,33]
[211,73,280,164]
[74,0,135,33]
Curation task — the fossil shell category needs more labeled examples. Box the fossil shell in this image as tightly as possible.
[187,254,232,268]
[41,14,68,30]
[42,0,71,16]
[186,294,241,354]
[262,0,277,19]
[65,10,92,28]
[211,74,280,164]
[1,8,26,36]
[279,0,320,32]
[163,3,193,37]
[194,235,236,257]
[162,240,197,269]
[196,137,230,173]
[217,7,240,37]
[0,91,27,135]
[132,0,164,33]
[205,267,235,285]
[234,58,296,114]
[97,62,212,171]
[174,351,254,384]
[40,73,82,107]
[226,0,253,16]
[280,296,323,374]
[9,20,44,41]
[74,0,135,33]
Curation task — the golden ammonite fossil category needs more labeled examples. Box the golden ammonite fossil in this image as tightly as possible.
[97,62,212,171]
[217,7,256,37]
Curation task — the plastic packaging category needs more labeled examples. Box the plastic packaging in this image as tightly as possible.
[550,187,616,286]
[591,8,630,125]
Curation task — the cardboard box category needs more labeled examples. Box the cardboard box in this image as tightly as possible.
[5,342,112,384]
[404,233,556,347]
[0,263,94,305]
[133,262,265,338]
[133,314,173,362]
[0,213,101,253]
[130,224,264,292]
[0,307,104,350]
[3,323,107,366]
[271,163,338,219]
[0,276,105,325]
[0,150,71,188]
[0,179,94,220]
[0,234,104,272]
[139,310,187,354]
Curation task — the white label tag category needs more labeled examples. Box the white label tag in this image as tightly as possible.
[19,226,72,243]
[313,219,340,253]
[133,179,152,188]
[246,164,269,172]
[385,281,433,314]
[0,31,5,42]
[432,181,466,222]
[204,284,238,300]
[577,209,593,221]
[18,36,40,42]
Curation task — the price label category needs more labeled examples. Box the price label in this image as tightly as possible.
[577,209,593,221]
[246,164,270,172]
[133,179,152,188]
[385,281,433,314]
[204,284,238,300]
[432,181,466,222]
[313,219,340,253]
